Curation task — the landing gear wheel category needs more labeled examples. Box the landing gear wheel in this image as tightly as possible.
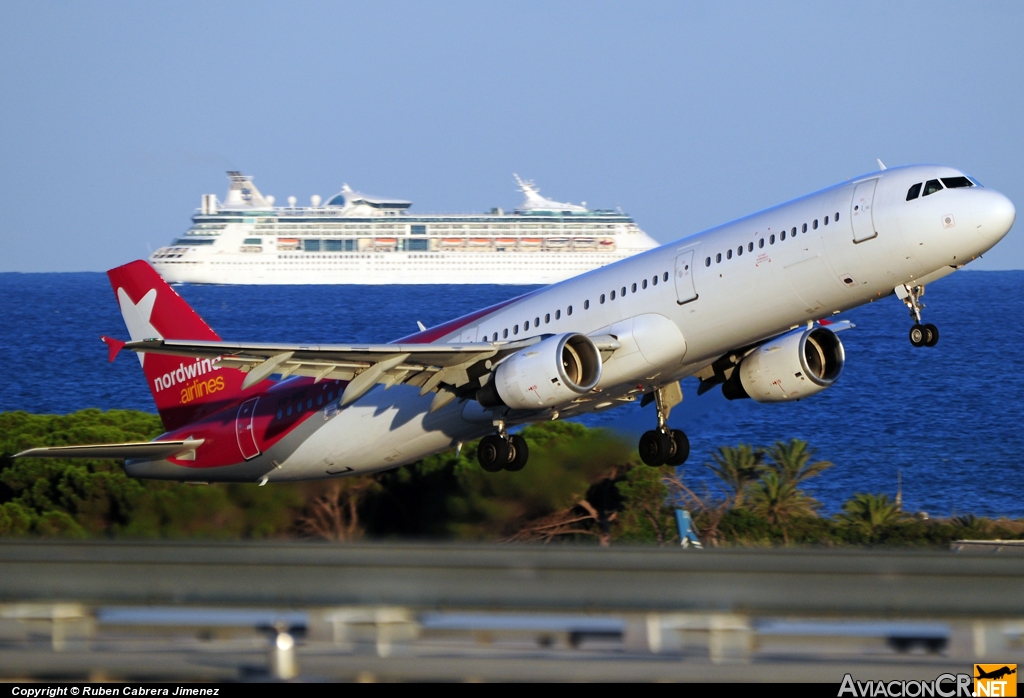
[665,430,690,466]
[909,324,927,348]
[923,323,939,347]
[477,435,509,473]
[505,434,529,472]
[639,430,672,467]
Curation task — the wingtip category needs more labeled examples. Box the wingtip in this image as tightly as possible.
[100,335,127,363]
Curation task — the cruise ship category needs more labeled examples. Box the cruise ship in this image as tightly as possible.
[150,173,660,285]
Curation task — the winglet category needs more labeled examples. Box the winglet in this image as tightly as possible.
[100,335,127,363]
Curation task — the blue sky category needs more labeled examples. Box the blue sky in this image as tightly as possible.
[1,1,1022,271]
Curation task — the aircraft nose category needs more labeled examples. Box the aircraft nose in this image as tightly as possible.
[971,189,1016,241]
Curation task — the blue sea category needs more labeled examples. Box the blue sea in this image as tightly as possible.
[1,271,1022,518]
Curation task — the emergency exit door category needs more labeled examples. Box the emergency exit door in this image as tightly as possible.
[851,179,878,243]
[235,397,261,460]
[674,250,698,304]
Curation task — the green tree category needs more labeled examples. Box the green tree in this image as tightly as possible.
[746,471,820,543]
[615,465,677,545]
[707,444,762,507]
[761,439,833,488]
[835,493,908,542]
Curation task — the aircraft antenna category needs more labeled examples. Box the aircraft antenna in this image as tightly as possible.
[877,159,887,171]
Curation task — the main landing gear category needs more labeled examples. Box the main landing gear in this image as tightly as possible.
[477,421,529,473]
[638,384,690,467]
[900,284,939,348]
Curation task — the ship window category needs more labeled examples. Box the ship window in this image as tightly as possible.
[610,290,616,300]
[770,234,776,244]
[244,238,261,245]
[802,223,807,233]
[759,238,765,249]
[513,325,519,335]
[715,253,722,263]
[600,294,606,304]
[924,179,943,196]
[705,257,711,267]
[503,328,508,338]
[567,305,573,315]
[584,300,590,309]
[813,219,818,229]
[942,176,973,189]
[411,224,427,235]
[303,239,321,252]
[544,314,550,323]
[663,272,669,282]
[726,249,733,259]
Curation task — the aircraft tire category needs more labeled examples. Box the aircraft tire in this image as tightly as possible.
[639,430,670,467]
[665,430,690,466]
[923,323,939,347]
[505,434,529,472]
[909,324,927,347]
[478,435,509,473]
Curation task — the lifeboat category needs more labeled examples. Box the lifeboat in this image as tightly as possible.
[572,237,597,249]
[441,238,466,247]
[545,237,570,249]
[468,238,493,248]
[374,237,398,250]
[599,238,616,249]
[520,238,543,247]
[495,237,517,246]
[276,238,300,251]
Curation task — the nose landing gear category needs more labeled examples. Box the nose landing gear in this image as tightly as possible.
[477,422,529,472]
[899,284,940,348]
[638,383,690,467]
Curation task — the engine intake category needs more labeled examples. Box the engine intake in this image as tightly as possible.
[723,326,845,403]
[477,333,602,410]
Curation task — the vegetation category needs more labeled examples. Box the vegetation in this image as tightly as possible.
[1,409,1022,547]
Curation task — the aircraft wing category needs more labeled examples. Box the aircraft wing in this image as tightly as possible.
[119,337,547,410]
[15,438,204,461]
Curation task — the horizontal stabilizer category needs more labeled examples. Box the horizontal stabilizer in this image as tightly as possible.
[101,335,126,363]
[14,438,204,461]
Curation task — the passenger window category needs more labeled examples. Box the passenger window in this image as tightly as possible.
[942,176,973,189]
[513,325,519,335]
[642,279,648,289]
[715,253,722,263]
[726,249,732,259]
[631,283,637,292]
[824,216,829,225]
[802,223,807,233]
[737,246,743,256]
[493,332,499,340]
[813,219,818,229]
[328,392,334,401]
[544,314,550,323]
[535,317,540,325]
[748,242,754,252]
[584,300,590,309]
[923,179,943,196]
[780,231,786,241]
[555,309,561,320]
[318,395,323,405]
[652,276,658,285]
[705,257,711,267]
[610,290,616,300]
[277,410,283,420]
[503,328,508,338]
[791,227,796,236]
[758,238,765,249]
[287,406,292,416]
[621,286,627,296]
[567,305,573,315]
[307,399,313,409]
[770,234,775,244]
[663,272,669,282]
[600,294,605,304]
[524,320,529,330]
[835,212,839,221]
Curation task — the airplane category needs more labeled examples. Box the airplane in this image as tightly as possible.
[976,666,1017,681]
[16,164,1016,482]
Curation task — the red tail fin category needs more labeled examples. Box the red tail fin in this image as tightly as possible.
[107,260,261,431]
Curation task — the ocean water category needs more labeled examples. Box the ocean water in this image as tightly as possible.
[1,270,1022,517]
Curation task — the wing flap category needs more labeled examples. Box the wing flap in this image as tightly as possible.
[15,439,204,461]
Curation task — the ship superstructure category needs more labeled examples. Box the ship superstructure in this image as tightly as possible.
[150,172,660,284]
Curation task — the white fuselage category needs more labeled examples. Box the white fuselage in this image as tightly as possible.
[236,165,1016,481]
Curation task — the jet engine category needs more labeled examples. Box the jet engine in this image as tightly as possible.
[477,333,602,410]
[722,326,845,403]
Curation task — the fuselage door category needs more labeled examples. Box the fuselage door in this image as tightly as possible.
[674,250,698,305]
[851,179,879,243]
[235,397,261,461]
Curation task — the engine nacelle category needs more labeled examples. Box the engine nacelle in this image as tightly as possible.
[723,326,845,403]
[478,333,602,410]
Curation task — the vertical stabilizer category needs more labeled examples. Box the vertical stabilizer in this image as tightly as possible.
[106,260,265,430]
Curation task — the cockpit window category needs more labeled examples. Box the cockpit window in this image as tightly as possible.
[922,179,943,197]
[906,183,922,201]
[941,176,973,189]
